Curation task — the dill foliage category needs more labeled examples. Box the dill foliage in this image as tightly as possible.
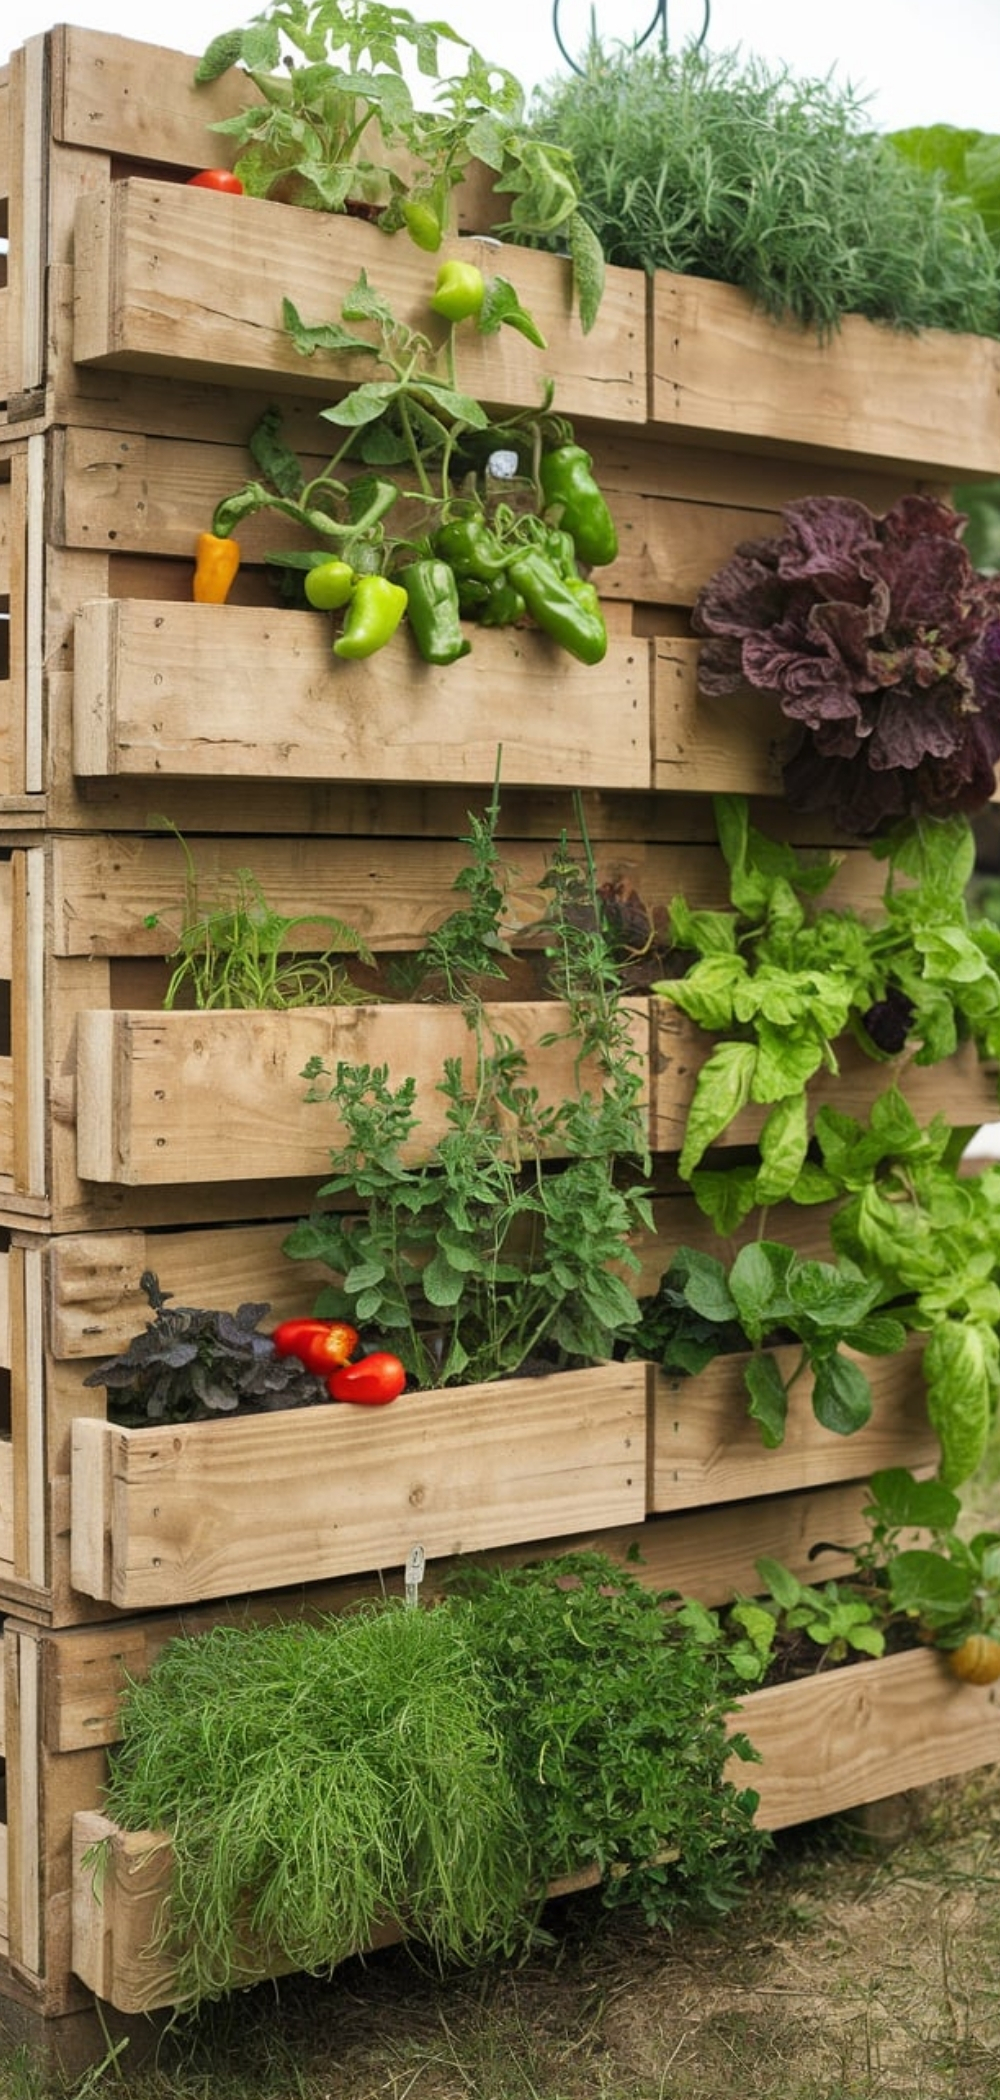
[102,1607,533,2007]
[528,44,1000,338]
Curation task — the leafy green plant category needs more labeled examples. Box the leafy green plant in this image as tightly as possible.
[284,817,651,1388]
[82,1272,328,1424]
[150,822,375,1010]
[448,1553,768,1923]
[654,796,1000,1217]
[631,1241,907,1449]
[860,1466,1000,1657]
[529,41,1000,339]
[807,1091,1000,1488]
[196,0,604,326]
[100,1603,534,2007]
[740,1558,887,1668]
[394,763,516,1002]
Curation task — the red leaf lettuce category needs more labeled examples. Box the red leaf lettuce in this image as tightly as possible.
[691,493,1000,833]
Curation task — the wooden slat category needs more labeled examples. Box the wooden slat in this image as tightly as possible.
[0,1439,13,1574]
[651,272,1000,478]
[48,1222,333,1359]
[651,1008,1000,1152]
[653,640,785,794]
[46,829,885,961]
[70,1363,647,1608]
[73,599,650,791]
[73,997,649,1186]
[72,179,645,421]
[649,1342,936,1511]
[726,1649,1000,1828]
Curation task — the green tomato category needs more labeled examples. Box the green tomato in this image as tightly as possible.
[403,199,443,252]
[304,559,355,611]
[430,259,486,323]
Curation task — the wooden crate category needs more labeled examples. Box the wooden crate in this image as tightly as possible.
[0,1477,879,2014]
[7,1192,928,1627]
[70,1647,1000,2014]
[1,819,929,1232]
[69,1363,648,1609]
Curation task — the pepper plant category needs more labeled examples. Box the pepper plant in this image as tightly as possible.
[200,266,617,665]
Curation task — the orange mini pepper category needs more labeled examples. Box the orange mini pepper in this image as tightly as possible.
[193,530,241,605]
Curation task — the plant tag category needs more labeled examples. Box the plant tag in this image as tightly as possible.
[405,1543,426,1609]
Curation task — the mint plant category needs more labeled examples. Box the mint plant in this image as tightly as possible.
[285,817,652,1388]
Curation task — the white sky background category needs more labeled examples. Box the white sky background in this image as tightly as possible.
[3,0,1000,133]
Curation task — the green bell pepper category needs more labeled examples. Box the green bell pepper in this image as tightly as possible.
[539,444,619,569]
[332,575,408,662]
[505,550,608,666]
[396,559,471,665]
[432,517,508,584]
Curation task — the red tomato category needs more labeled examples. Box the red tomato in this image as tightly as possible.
[299,1322,360,1374]
[187,169,244,195]
[270,1318,337,1363]
[327,1353,407,1406]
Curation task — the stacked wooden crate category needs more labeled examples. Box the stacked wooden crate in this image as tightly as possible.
[2,20,1000,2039]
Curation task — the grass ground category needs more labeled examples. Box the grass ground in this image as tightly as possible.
[6,1766,1000,2100]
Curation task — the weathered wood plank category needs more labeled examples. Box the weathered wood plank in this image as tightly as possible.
[46,830,885,961]
[70,1363,648,1607]
[653,640,785,793]
[726,1649,1000,1828]
[73,179,645,421]
[649,1342,936,1511]
[73,599,650,791]
[73,998,649,1186]
[651,272,1000,477]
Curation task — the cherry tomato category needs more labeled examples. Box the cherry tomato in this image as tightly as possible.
[187,169,244,195]
[270,1317,337,1363]
[299,1322,361,1374]
[327,1352,407,1405]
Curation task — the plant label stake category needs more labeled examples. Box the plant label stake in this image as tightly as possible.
[405,1544,426,1609]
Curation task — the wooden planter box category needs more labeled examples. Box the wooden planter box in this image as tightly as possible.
[71,1647,1000,2014]
[71,178,645,421]
[649,1339,936,1513]
[69,1361,647,1608]
[72,601,650,793]
[73,998,650,1187]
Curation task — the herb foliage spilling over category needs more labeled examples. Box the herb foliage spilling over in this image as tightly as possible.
[285,807,652,1387]
[691,495,1000,835]
[528,44,1000,340]
[453,1553,766,1923]
[101,1605,533,2006]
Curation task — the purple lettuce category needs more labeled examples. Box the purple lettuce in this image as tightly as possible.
[691,494,1000,833]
